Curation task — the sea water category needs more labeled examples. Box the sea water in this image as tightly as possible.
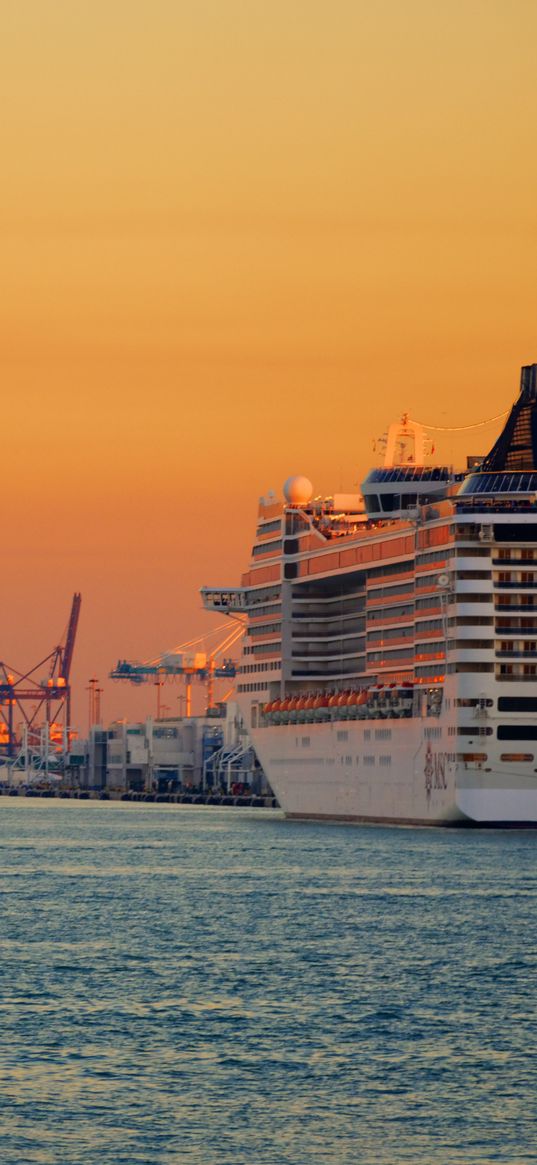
[0,800,536,1165]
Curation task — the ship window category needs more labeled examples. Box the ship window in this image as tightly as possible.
[368,603,414,621]
[252,539,282,557]
[498,725,537,740]
[455,697,493,707]
[498,696,537,711]
[458,727,493,736]
[380,493,399,512]
[363,494,380,512]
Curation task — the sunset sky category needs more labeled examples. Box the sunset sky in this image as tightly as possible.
[2,0,537,728]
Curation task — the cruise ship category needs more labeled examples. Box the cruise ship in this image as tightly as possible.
[202,364,537,825]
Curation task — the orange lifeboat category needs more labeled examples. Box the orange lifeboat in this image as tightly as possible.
[312,694,325,720]
[335,691,348,719]
[345,691,358,719]
[311,693,327,719]
[306,695,316,721]
[327,693,339,720]
[356,689,369,718]
[287,697,298,721]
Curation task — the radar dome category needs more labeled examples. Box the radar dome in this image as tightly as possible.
[283,475,314,506]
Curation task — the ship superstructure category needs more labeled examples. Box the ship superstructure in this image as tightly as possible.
[202,365,537,825]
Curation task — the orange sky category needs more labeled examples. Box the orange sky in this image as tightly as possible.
[2,0,537,729]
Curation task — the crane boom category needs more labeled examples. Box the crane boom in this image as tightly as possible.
[110,624,244,714]
[62,593,82,681]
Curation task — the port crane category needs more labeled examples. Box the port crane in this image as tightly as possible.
[0,592,82,757]
[110,621,244,716]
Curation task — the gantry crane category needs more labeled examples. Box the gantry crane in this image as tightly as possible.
[110,621,244,716]
[0,592,82,757]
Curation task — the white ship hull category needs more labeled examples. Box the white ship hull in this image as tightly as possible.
[249,714,537,826]
[203,364,537,830]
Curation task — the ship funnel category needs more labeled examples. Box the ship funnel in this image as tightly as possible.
[481,363,537,472]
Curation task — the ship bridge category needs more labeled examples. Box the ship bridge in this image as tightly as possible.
[362,465,453,520]
[362,412,455,520]
[201,587,249,613]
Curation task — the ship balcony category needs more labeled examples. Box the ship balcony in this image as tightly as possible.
[493,579,537,588]
[414,637,445,650]
[292,588,365,607]
[496,650,537,658]
[495,671,537,682]
[446,648,495,663]
[447,625,494,639]
[366,588,416,608]
[291,663,366,679]
[494,625,537,635]
[366,635,415,650]
[291,623,365,640]
[455,502,537,515]
[449,602,494,618]
[367,613,415,629]
[365,569,415,587]
[452,556,491,570]
[366,656,415,671]
[415,560,450,574]
[495,602,537,612]
[492,557,537,566]
[291,646,364,661]
[454,579,494,594]
[292,608,365,624]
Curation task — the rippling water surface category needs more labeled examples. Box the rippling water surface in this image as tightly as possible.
[1,800,536,1164]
